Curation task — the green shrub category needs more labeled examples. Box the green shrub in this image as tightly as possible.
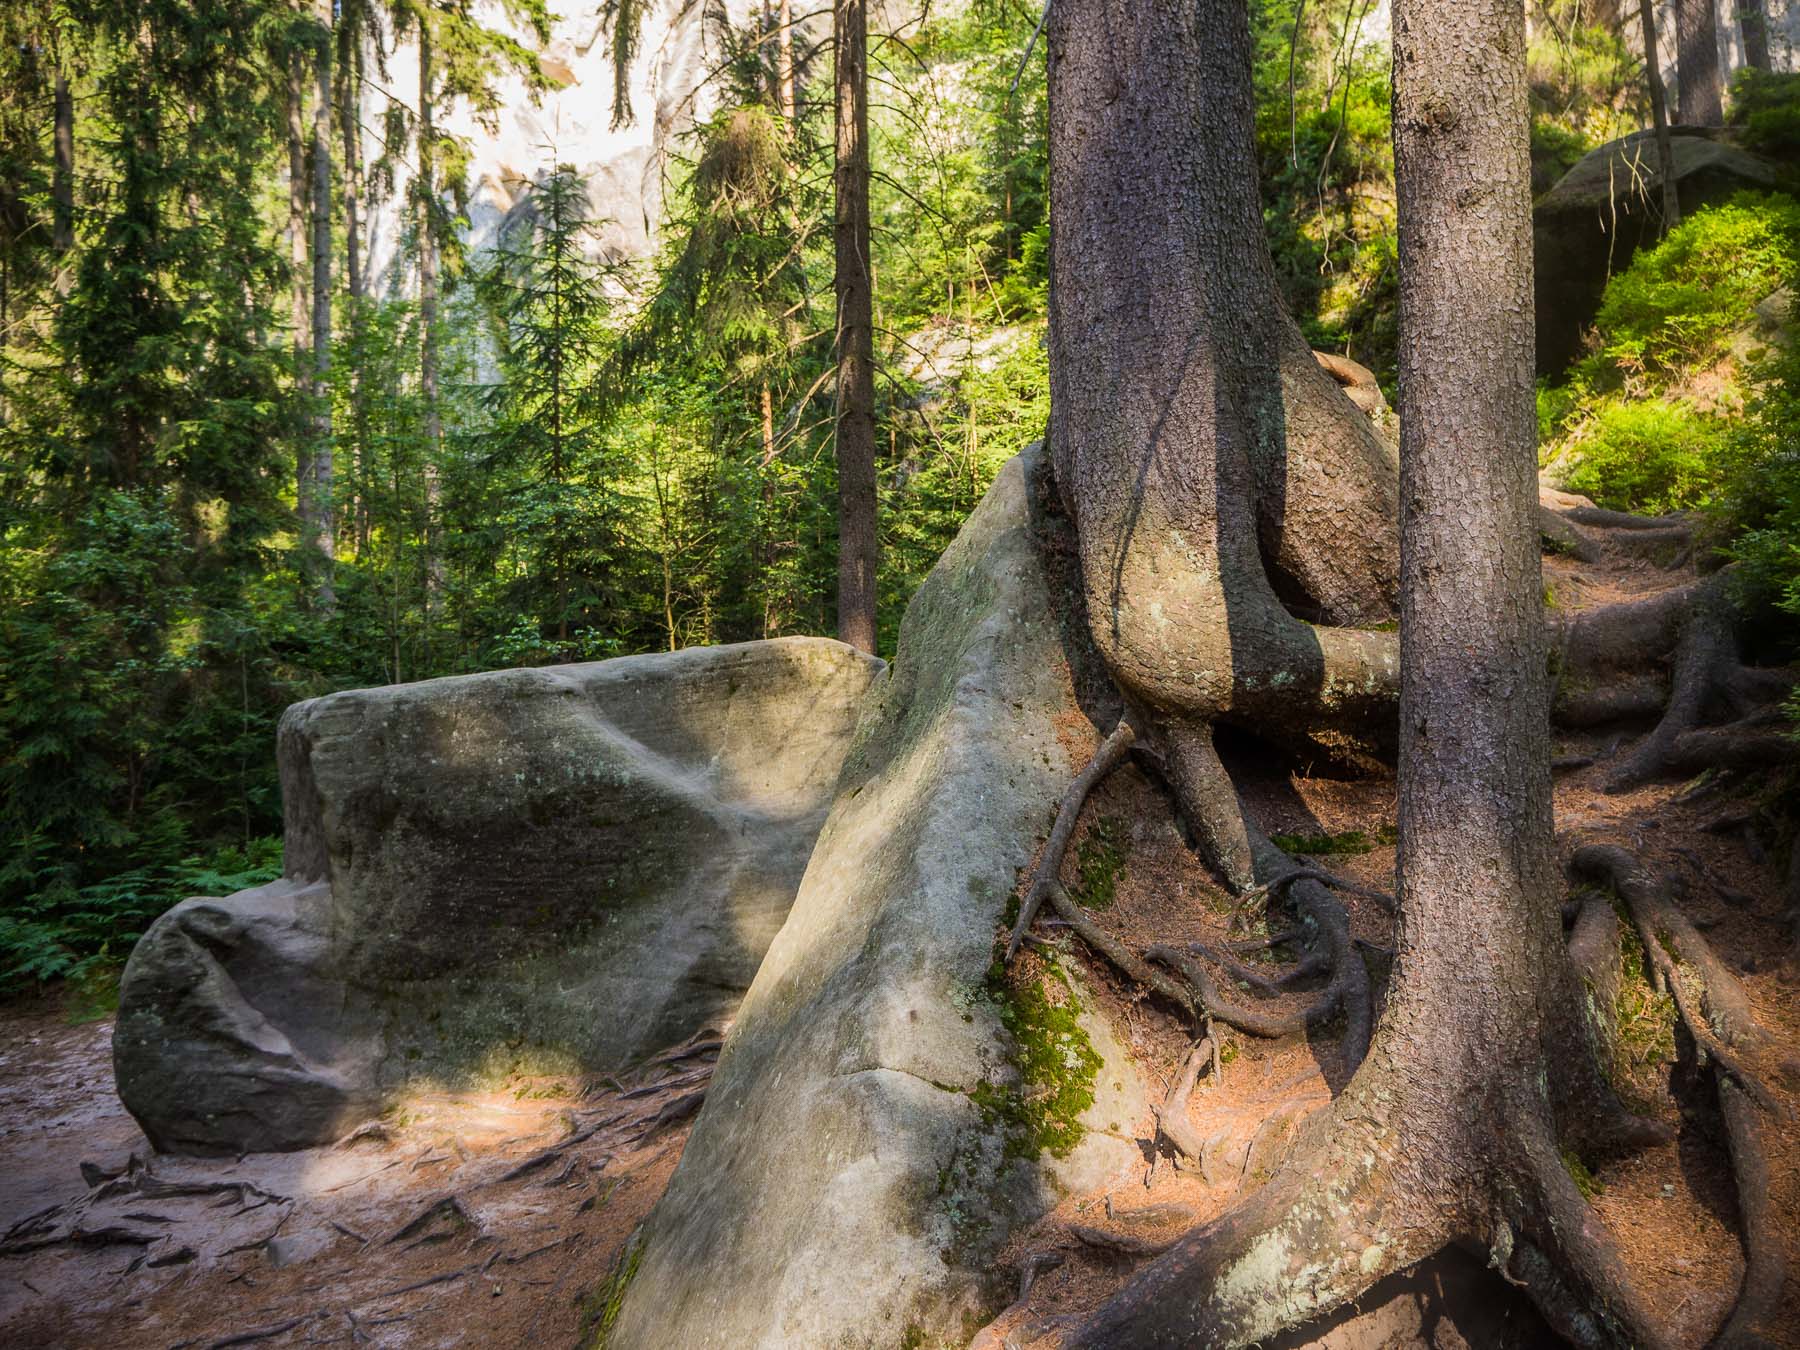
[1531,120,1593,194]
[1729,69,1800,163]
[1587,192,1800,377]
[1717,344,1800,654]
[1559,398,1728,513]
[0,836,282,994]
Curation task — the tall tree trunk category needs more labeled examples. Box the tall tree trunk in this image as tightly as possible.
[1736,0,1772,69]
[1639,0,1683,233]
[417,15,445,609]
[340,32,363,307]
[833,0,878,655]
[777,0,795,123]
[308,0,335,608]
[1674,0,1724,126]
[287,48,314,565]
[339,19,370,559]
[53,66,74,286]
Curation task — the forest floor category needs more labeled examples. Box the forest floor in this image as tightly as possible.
[0,1006,714,1348]
[1,535,1796,1350]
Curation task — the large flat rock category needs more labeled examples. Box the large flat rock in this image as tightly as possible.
[612,446,1150,1349]
[114,637,882,1155]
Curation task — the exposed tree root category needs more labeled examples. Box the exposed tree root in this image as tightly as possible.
[1572,844,1792,1346]
[1555,574,1797,792]
[1153,1037,1216,1166]
[1006,717,1138,962]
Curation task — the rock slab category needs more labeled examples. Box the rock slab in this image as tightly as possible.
[115,637,882,1155]
[611,445,1149,1349]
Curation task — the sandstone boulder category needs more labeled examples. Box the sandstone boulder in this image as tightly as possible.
[611,445,1152,1349]
[114,637,882,1155]
[1534,129,1781,374]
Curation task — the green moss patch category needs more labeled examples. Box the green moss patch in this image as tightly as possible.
[976,958,1103,1160]
[1268,824,1394,857]
[1072,815,1127,911]
[584,1236,643,1348]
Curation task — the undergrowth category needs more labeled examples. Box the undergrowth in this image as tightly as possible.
[1543,192,1800,536]
[1729,69,1800,165]
[0,836,282,997]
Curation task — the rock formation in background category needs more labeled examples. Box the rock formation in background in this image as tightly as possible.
[113,638,881,1155]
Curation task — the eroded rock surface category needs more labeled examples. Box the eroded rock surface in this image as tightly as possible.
[612,446,1150,1349]
[114,637,882,1155]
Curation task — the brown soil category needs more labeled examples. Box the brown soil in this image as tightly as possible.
[0,1004,715,1349]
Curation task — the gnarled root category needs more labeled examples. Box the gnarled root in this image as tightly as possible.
[1063,1102,1448,1348]
[1006,716,1138,962]
[1028,724,1376,1069]
[1556,574,1797,792]
[1154,1036,1217,1166]
[1572,844,1791,1346]
[1055,1082,1678,1350]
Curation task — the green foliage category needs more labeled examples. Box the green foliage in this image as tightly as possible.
[1718,334,1800,658]
[1728,69,1800,163]
[461,166,629,657]
[1546,194,1800,528]
[1250,1,1397,373]
[0,837,281,992]
[1588,193,1800,377]
[1559,398,1729,513]
[1530,120,1594,193]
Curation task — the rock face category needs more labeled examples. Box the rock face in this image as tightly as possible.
[611,445,1150,1349]
[1534,129,1782,373]
[114,637,882,1156]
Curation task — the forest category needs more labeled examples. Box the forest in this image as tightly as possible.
[0,0,1798,1346]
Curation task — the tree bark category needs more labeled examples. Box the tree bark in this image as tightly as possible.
[339,18,370,559]
[287,47,314,573]
[1736,0,1772,69]
[833,0,878,655]
[52,66,74,280]
[1639,0,1683,234]
[1045,0,1402,843]
[308,0,335,608]
[417,14,445,606]
[1054,3,1669,1344]
[777,0,795,123]
[1675,0,1724,125]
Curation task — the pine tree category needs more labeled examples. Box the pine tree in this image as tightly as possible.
[465,165,625,656]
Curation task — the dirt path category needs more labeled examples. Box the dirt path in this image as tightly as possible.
[0,1006,714,1349]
